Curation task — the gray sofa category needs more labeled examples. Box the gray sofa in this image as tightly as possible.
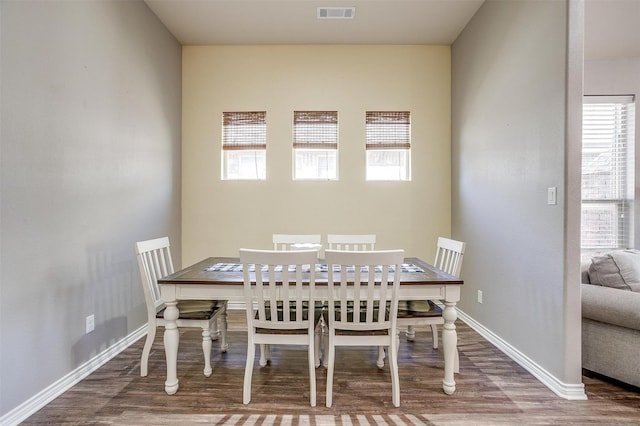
[581,249,640,388]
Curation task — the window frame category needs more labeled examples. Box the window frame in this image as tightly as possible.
[221,111,267,181]
[581,95,635,253]
[292,111,339,181]
[365,111,411,181]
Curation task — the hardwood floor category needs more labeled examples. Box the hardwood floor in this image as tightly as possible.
[23,311,640,425]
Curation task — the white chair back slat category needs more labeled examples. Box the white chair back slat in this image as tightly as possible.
[164,246,173,271]
[254,265,267,323]
[434,237,466,278]
[377,266,390,323]
[272,234,322,251]
[152,250,162,278]
[327,234,376,251]
[147,252,162,306]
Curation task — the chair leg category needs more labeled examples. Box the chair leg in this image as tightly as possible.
[308,335,317,407]
[201,327,213,377]
[405,325,415,341]
[376,346,385,368]
[314,321,322,368]
[243,343,255,404]
[430,324,439,349]
[388,341,400,408]
[140,325,156,377]
[322,327,329,368]
[219,310,229,352]
[259,344,270,366]
[325,333,335,408]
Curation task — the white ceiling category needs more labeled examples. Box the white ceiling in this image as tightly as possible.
[144,0,484,45]
[145,0,640,59]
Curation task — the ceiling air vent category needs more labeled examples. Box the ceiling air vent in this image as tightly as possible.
[317,7,355,19]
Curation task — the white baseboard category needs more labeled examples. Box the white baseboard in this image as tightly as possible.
[227,302,246,310]
[0,324,148,426]
[457,309,587,400]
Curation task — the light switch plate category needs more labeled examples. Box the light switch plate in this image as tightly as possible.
[86,315,95,334]
[547,187,557,205]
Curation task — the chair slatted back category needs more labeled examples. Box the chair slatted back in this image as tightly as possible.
[241,249,318,332]
[325,249,404,333]
[272,234,322,250]
[434,237,466,278]
[135,237,174,313]
[327,234,376,251]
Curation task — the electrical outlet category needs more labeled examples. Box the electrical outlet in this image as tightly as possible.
[86,315,95,334]
[477,290,483,304]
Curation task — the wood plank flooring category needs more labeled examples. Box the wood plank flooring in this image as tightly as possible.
[22,311,640,425]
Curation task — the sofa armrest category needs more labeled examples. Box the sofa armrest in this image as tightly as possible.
[581,260,591,284]
[582,283,640,331]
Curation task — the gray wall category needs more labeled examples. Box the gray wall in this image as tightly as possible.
[0,0,182,416]
[451,0,583,386]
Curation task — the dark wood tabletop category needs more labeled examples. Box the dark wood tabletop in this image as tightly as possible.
[158,257,463,286]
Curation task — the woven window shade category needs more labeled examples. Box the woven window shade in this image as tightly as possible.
[581,95,635,249]
[293,111,338,149]
[366,111,411,150]
[222,111,267,150]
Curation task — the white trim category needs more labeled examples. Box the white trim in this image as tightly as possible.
[227,302,246,310]
[457,310,588,400]
[584,94,634,104]
[0,324,148,426]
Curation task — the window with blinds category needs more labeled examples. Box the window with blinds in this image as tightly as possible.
[222,111,267,180]
[581,96,635,252]
[293,111,338,180]
[365,111,411,181]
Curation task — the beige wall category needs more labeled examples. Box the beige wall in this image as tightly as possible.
[182,45,451,264]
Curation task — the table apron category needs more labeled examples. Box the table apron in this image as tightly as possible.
[160,283,460,303]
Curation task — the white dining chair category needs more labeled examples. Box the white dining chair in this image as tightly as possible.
[270,233,323,367]
[240,248,321,406]
[273,234,322,251]
[324,234,382,367]
[135,237,228,377]
[324,249,404,408]
[396,237,465,373]
[327,234,376,251]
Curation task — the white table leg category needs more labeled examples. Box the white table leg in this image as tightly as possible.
[441,301,457,395]
[163,300,180,395]
[405,325,416,341]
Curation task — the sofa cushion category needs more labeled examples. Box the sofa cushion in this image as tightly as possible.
[588,249,640,292]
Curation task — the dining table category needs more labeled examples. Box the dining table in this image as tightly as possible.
[157,256,464,396]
